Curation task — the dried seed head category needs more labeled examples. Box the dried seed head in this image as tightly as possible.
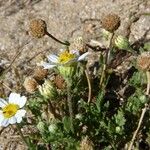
[54,75,66,89]
[101,13,120,32]
[70,37,86,53]
[29,19,47,38]
[80,136,94,150]
[137,52,150,71]
[24,76,38,93]
[33,66,48,81]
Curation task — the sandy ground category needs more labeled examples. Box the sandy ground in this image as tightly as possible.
[0,0,149,149]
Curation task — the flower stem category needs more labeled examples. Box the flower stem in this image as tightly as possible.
[128,104,148,150]
[146,71,150,95]
[85,70,92,103]
[67,81,74,131]
[105,32,114,65]
[16,124,29,147]
[48,100,61,120]
[46,31,70,46]
[100,33,114,88]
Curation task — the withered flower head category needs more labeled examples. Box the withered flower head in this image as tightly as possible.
[80,136,94,150]
[33,66,48,81]
[137,52,150,71]
[54,74,66,89]
[29,19,47,38]
[69,36,86,53]
[101,13,120,32]
[24,76,38,93]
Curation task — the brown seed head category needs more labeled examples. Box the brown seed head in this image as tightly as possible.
[101,13,120,32]
[29,19,47,38]
[33,66,48,81]
[137,52,150,71]
[24,76,38,93]
[54,75,66,89]
[70,37,86,53]
[80,136,94,150]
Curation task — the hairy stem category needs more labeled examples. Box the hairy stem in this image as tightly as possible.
[85,70,92,103]
[100,33,114,87]
[46,31,70,46]
[48,100,61,120]
[128,104,148,150]
[146,71,150,95]
[67,82,74,131]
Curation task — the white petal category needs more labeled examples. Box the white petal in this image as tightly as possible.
[77,52,89,61]
[9,93,27,108]
[42,62,56,69]
[0,111,4,125]
[0,98,7,108]
[15,109,26,123]
[1,119,9,127]
[17,96,27,108]
[16,117,23,123]
[9,93,21,104]
[8,116,17,124]
[47,54,58,63]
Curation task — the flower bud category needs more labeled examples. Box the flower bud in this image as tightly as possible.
[101,13,120,33]
[23,76,38,93]
[37,121,46,133]
[80,136,94,150]
[29,19,47,38]
[75,114,83,120]
[137,52,150,71]
[39,79,57,99]
[33,66,48,81]
[115,126,121,133]
[48,124,58,133]
[115,35,130,50]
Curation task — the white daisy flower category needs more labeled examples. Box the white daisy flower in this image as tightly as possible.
[39,49,89,69]
[0,93,27,127]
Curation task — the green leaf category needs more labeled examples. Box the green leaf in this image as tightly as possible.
[62,116,74,133]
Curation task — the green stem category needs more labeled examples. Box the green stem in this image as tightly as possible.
[100,33,114,87]
[46,31,70,46]
[146,71,150,95]
[16,124,29,147]
[67,81,74,131]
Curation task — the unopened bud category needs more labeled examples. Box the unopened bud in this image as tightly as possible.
[37,121,46,133]
[39,79,57,99]
[48,124,58,133]
[116,126,121,133]
[115,35,130,50]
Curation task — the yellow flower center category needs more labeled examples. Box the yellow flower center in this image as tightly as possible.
[2,104,19,118]
[58,50,76,64]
